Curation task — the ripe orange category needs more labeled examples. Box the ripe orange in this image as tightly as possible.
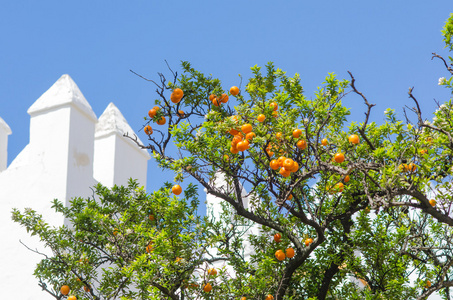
[292,129,302,138]
[173,88,184,99]
[276,132,283,140]
[287,194,293,200]
[419,149,428,155]
[429,199,437,207]
[407,163,417,172]
[241,297,247,300]
[286,248,295,258]
[289,161,299,173]
[272,111,278,118]
[334,153,345,163]
[230,86,240,96]
[209,94,216,101]
[83,286,90,292]
[203,283,212,293]
[277,156,286,167]
[241,123,253,134]
[321,138,328,146]
[212,98,221,106]
[275,249,286,261]
[60,285,70,295]
[144,125,153,135]
[335,182,344,193]
[223,154,229,161]
[208,268,217,276]
[148,108,158,118]
[170,92,182,104]
[265,295,274,300]
[220,93,229,103]
[348,134,359,144]
[229,128,240,135]
[230,146,239,154]
[282,158,295,170]
[237,140,250,152]
[425,280,431,288]
[149,214,155,221]
[146,243,154,253]
[245,132,255,141]
[172,184,182,195]
[305,238,313,247]
[279,167,291,177]
[344,175,350,183]
[274,233,281,242]
[177,110,185,117]
[257,114,266,122]
[113,228,119,236]
[68,296,77,300]
[296,140,307,150]
[270,160,280,170]
[270,102,278,111]
[156,116,166,125]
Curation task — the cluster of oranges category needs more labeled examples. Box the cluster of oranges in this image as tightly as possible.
[170,88,184,104]
[273,234,296,261]
[269,156,299,178]
[229,123,256,153]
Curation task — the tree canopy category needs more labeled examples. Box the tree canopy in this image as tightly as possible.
[12,13,453,300]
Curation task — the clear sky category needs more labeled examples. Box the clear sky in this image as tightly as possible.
[1,1,452,193]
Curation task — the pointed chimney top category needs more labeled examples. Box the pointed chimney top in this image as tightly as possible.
[27,74,97,121]
[0,117,12,135]
[96,102,150,157]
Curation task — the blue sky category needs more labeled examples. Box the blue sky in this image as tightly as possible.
[1,1,452,194]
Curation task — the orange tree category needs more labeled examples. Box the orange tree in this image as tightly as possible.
[12,14,453,300]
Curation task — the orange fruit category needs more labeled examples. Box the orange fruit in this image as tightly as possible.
[230,146,239,154]
[305,238,313,246]
[349,134,359,144]
[277,156,286,167]
[407,163,417,172]
[287,194,293,200]
[223,154,229,161]
[270,102,278,111]
[212,98,221,106]
[148,108,158,118]
[425,280,431,288]
[344,175,350,183]
[292,129,302,138]
[230,86,240,96]
[146,243,154,253]
[236,140,250,152]
[177,110,185,117]
[68,296,77,300]
[296,140,307,150]
[203,283,212,293]
[149,214,155,221]
[289,161,299,173]
[209,94,216,101]
[270,160,280,170]
[334,153,345,163]
[241,123,253,134]
[220,93,229,103]
[286,248,295,258]
[257,114,266,122]
[274,233,281,242]
[170,92,182,104]
[241,297,247,300]
[279,167,291,177]
[113,228,119,236]
[429,199,437,207]
[335,182,344,193]
[275,250,286,261]
[83,286,90,292]
[229,128,240,135]
[265,295,274,300]
[245,132,255,141]
[172,184,182,195]
[207,268,217,276]
[60,285,70,295]
[272,111,278,118]
[144,125,153,135]
[321,138,328,146]
[276,132,283,140]
[282,158,295,170]
[157,116,166,125]
[173,88,184,99]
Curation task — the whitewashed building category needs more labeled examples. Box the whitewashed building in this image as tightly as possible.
[0,75,150,299]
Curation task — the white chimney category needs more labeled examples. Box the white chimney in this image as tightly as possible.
[0,117,12,172]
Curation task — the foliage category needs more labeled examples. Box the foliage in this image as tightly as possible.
[12,14,453,300]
